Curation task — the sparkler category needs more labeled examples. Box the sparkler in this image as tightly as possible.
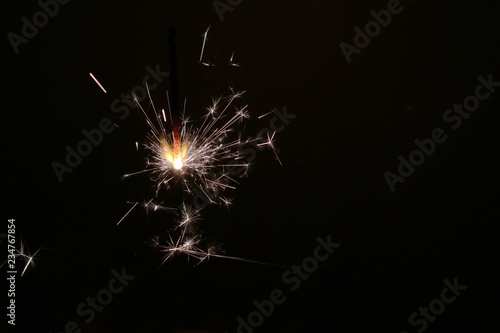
[124,85,256,200]
[119,27,281,266]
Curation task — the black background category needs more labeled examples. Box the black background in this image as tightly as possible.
[3,0,499,332]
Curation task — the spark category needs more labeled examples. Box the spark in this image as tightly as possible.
[258,110,275,119]
[2,239,42,277]
[229,51,241,67]
[20,252,36,277]
[220,196,233,208]
[161,108,167,122]
[89,72,107,93]
[117,201,139,225]
[177,202,202,229]
[257,131,282,165]
[199,25,210,62]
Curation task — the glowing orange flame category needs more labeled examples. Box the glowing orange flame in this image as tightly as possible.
[162,123,188,170]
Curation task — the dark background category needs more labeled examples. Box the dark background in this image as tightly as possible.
[3,0,499,332]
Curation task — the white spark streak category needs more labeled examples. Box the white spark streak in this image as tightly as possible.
[199,25,210,62]
[89,72,107,93]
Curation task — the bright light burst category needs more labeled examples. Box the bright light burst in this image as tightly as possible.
[124,86,256,204]
[119,27,281,266]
